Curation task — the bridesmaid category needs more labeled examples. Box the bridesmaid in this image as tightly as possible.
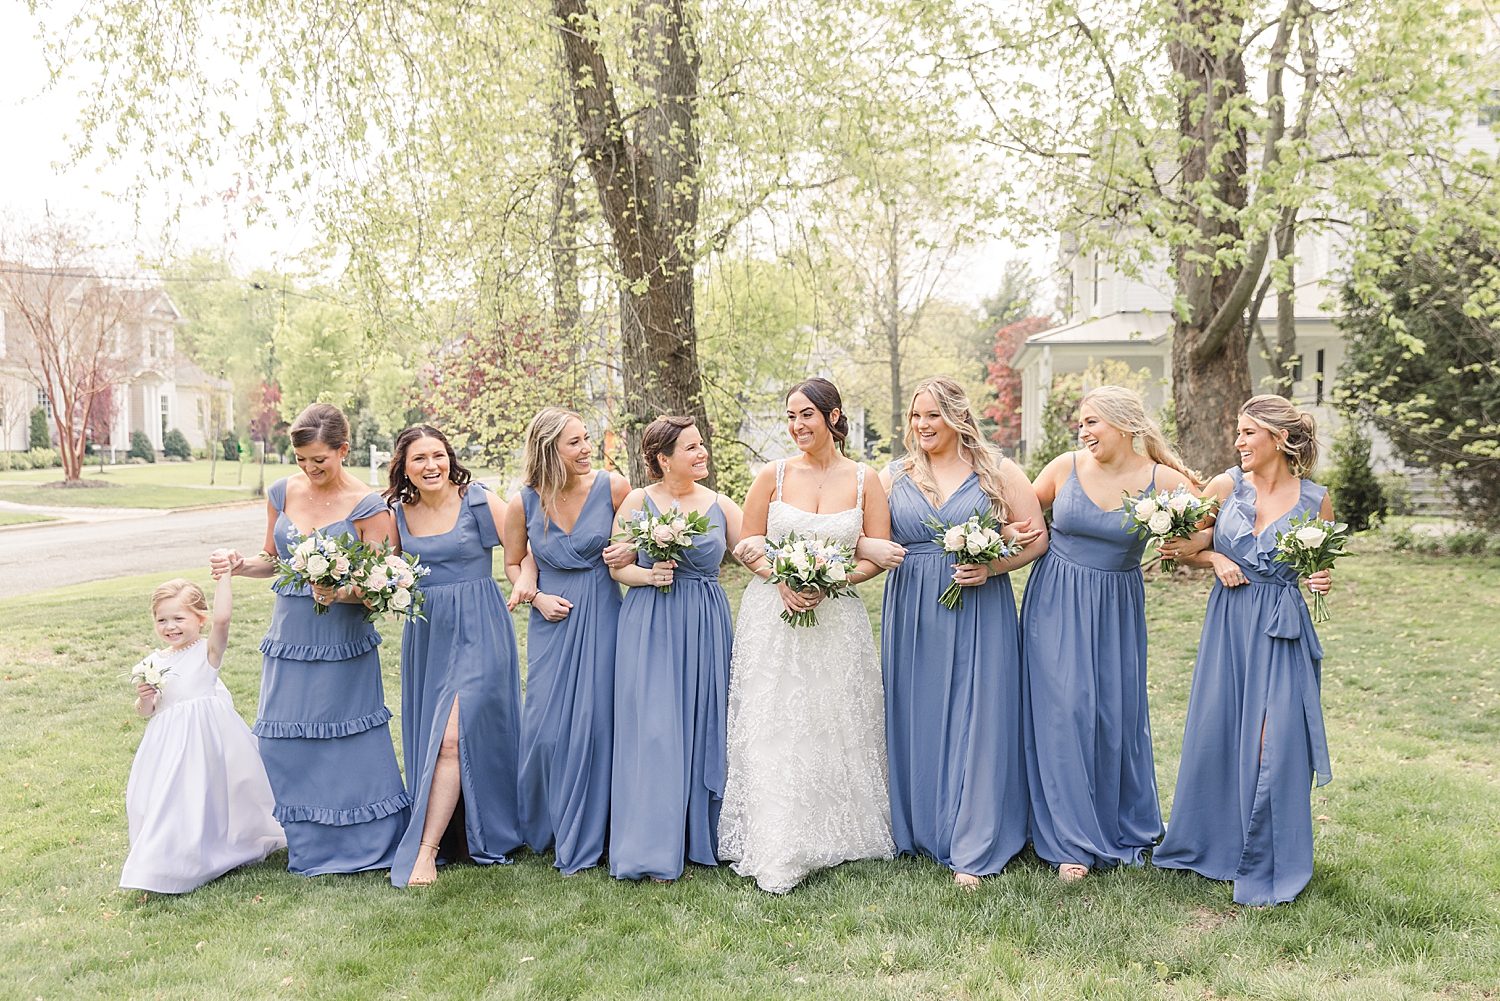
[209,403,409,876]
[608,416,742,882]
[504,407,631,874]
[1020,386,1198,882]
[387,425,525,888]
[872,376,1046,887]
[1153,395,1334,906]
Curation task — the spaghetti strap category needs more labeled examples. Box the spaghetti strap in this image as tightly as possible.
[1150,462,1159,490]
[855,464,866,510]
[775,459,786,502]
[1071,451,1078,472]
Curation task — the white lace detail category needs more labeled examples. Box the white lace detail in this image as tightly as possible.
[718,486,894,894]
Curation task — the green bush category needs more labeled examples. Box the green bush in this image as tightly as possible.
[23,447,59,469]
[1377,471,1414,517]
[1328,420,1386,532]
[162,429,192,460]
[129,430,157,463]
[221,434,241,461]
[28,407,50,450]
[1486,534,1500,557]
[1387,526,1416,551]
[1444,528,1489,555]
[1413,534,1444,556]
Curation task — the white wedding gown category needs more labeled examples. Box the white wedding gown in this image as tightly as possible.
[718,460,895,893]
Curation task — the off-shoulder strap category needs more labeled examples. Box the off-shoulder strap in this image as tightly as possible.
[348,491,389,522]
[856,463,866,509]
[775,459,786,501]
[465,483,501,549]
[268,477,288,513]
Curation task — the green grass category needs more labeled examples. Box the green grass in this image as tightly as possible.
[1,548,1497,999]
[0,511,59,526]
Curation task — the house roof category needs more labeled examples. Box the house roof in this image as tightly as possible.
[174,351,233,391]
[1011,310,1173,368]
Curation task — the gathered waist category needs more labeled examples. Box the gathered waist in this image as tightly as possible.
[1040,548,1142,575]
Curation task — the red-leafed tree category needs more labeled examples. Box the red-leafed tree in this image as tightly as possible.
[984,316,1052,450]
[248,380,282,444]
[411,316,576,471]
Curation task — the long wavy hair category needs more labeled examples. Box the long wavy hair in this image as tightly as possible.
[900,375,1011,520]
[1241,394,1320,477]
[522,407,585,524]
[1080,386,1201,485]
[383,424,472,507]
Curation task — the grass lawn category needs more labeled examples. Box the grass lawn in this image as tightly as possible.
[1,545,1497,999]
[0,511,60,527]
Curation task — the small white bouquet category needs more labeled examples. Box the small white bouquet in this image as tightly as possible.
[924,509,1024,611]
[355,545,431,622]
[764,532,857,628]
[125,654,171,690]
[1273,511,1351,623]
[616,504,711,593]
[274,529,366,615]
[1120,486,1219,572]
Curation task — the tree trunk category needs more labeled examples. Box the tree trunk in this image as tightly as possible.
[1273,215,1298,399]
[886,221,905,461]
[554,0,713,487]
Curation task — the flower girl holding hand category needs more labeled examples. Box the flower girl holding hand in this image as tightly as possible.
[119,565,286,894]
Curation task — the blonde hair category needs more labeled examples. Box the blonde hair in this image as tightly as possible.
[901,375,1013,520]
[151,578,209,621]
[1081,386,1201,485]
[523,406,585,524]
[1241,394,1320,477]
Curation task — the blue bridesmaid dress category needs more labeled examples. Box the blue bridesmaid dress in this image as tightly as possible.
[253,478,410,876]
[609,495,732,881]
[517,472,622,873]
[1153,466,1332,905]
[1020,456,1163,869]
[881,468,1029,875]
[390,485,523,887]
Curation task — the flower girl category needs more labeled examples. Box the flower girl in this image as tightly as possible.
[119,565,286,893]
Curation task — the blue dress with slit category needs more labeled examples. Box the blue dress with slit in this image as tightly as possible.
[609,494,732,881]
[881,468,1029,875]
[517,472,621,873]
[390,484,523,887]
[1020,456,1163,869]
[1153,466,1331,905]
[253,478,409,876]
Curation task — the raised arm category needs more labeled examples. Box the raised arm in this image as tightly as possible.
[206,562,234,669]
[211,500,281,581]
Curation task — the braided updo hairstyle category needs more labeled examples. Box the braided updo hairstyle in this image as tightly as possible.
[785,377,849,453]
[641,415,697,480]
[1241,394,1320,477]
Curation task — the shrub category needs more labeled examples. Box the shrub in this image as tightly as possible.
[129,430,157,463]
[162,429,192,460]
[23,447,59,469]
[221,434,241,461]
[1327,419,1386,532]
[1387,526,1416,551]
[1377,471,1415,517]
[29,407,50,450]
[1413,534,1444,556]
[1444,528,1489,555]
[1486,534,1500,557]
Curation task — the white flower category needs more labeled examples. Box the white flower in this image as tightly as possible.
[291,554,307,571]
[942,525,967,552]
[366,568,389,591]
[295,538,317,558]
[333,555,351,577]
[1134,498,1160,519]
[670,517,686,533]
[391,588,412,610]
[965,532,987,554]
[825,562,848,582]
[1294,525,1328,548]
[1167,493,1193,514]
[307,553,330,578]
[983,528,1003,547]
[396,570,415,588]
[1148,511,1173,535]
[384,554,407,569]
[651,524,677,545]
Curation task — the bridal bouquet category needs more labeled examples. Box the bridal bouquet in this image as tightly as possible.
[924,509,1024,611]
[1120,487,1218,571]
[1273,511,1351,623]
[764,532,857,628]
[354,545,431,622]
[125,654,170,690]
[274,530,367,614]
[616,504,711,593]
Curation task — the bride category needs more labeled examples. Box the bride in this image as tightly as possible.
[720,377,897,893]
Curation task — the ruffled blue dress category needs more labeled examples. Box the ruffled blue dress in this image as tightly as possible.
[610,495,732,881]
[1020,457,1163,869]
[517,472,621,873]
[881,468,1029,875]
[1153,466,1331,905]
[253,478,409,876]
[390,484,523,887]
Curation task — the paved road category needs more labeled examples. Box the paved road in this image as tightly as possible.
[1,503,270,595]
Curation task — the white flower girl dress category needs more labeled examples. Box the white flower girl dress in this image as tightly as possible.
[120,640,286,893]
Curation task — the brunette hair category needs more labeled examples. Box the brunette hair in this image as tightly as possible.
[642,415,697,480]
[1241,394,1320,477]
[384,424,472,506]
[1081,386,1201,485]
[523,406,585,520]
[900,375,1013,520]
[785,377,849,451]
[151,578,209,621]
[289,403,350,451]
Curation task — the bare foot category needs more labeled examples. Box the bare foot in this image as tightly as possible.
[1058,863,1088,883]
[954,872,980,890]
[651,877,674,885]
[409,843,440,886]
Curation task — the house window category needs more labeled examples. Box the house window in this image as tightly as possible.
[1315,349,1325,404]
[1291,356,1303,382]
[160,394,170,437]
[1091,255,1100,308]
[37,389,53,418]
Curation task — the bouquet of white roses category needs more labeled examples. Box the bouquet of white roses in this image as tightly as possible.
[124,653,171,690]
[354,544,431,622]
[616,504,711,593]
[764,532,857,628]
[274,529,367,614]
[1120,487,1219,571]
[924,508,1024,611]
[1273,511,1351,623]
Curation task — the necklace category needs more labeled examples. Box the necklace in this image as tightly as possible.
[805,458,840,491]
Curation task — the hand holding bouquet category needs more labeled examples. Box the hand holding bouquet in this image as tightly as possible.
[1120,487,1219,571]
[125,654,170,691]
[764,532,857,627]
[355,544,431,622]
[924,509,1024,610]
[274,530,367,614]
[616,504,711,593]
[1273,512,1351,623]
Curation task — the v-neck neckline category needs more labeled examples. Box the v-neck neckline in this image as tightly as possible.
[545,472,602,536]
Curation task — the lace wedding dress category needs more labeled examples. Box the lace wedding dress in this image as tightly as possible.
[718,460,895,893]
